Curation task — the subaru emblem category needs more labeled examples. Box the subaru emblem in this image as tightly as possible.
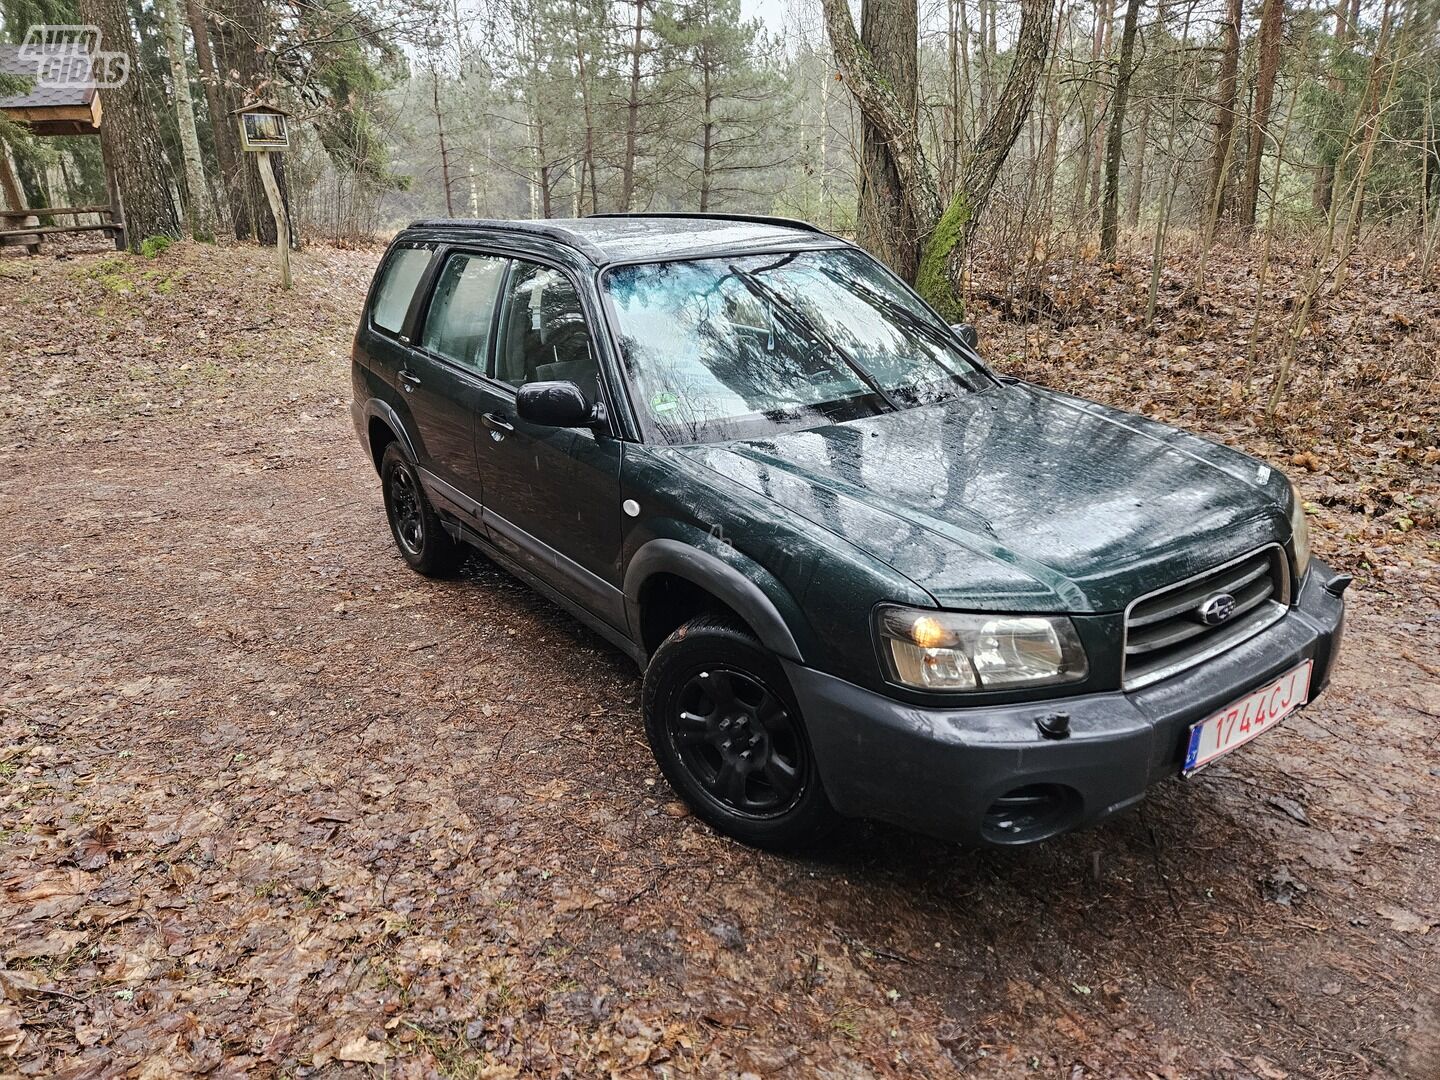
[1197,593,1237,625]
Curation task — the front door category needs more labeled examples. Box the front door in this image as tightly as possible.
[475,257,626,631]
[404,250,508,521]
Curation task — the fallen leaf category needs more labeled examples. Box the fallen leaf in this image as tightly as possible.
[1375,904,1436,935]
[71,822,119,870]
[5,930,87,961]
[1266,796,1311,827]
[1259,865,1307,906]
[335,1034,389,1064]
[1249,1055,1288,1079]
[0,1003,23,1057]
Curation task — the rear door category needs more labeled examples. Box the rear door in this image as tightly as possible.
[474,257,627,631]
[403,250,510,520]
[360,241,435,405]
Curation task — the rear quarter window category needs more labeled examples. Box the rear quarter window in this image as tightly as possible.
[370,246,432,334]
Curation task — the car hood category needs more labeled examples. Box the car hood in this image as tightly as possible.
[669,381,1291,613]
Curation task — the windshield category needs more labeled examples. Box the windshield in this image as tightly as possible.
[602,247,990,445]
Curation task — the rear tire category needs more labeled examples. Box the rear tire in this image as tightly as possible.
[380,442,461,577]
[643,614,836,850]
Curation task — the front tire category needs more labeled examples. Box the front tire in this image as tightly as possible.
[380,442,461,577]
[643,614,836,850]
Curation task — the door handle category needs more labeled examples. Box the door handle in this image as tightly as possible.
[482,412,515,433]
[399,369,422,392]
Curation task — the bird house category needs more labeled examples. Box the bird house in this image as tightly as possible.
[234,103,291,152]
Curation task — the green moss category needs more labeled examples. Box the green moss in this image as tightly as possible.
[139,235,173,259]
[915,191,970,322]
[77,256,136,295]
[96,273,133,295]
[142,267,182,294]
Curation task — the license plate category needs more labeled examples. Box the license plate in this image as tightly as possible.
[1183,660,1312,776]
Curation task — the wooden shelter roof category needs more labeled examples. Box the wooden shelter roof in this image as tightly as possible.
[0,46,102,135]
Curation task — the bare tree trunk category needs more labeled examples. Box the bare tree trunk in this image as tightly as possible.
[977,0,992,120]
[1313,0,1354,214]
[1039,0,1065,218]
[1331,9,1400,294]
[79,0,182,250]
[535,112,552,218]
[571,2,599,216]
[1146,142,1180,327]
[944,0,963,189]
[157,0,213,240]
[857,0,920,280]
[699,57,715,211]
[952,0,1055,247]
[958,0,972,148]
[1071,0,1107,223]
[619,0,646,211]
[819,54,831,227]
[184,0,242,237]
[1085,0,1113,225]
[1423,74,1439,282]
[431,66,454,216]
[1238,0,1285,230]
[1207,0,1241,220]
[1244,84,1299,381]
[1146,0,1194,327]
[1126,94,1151,228]
[1099,0,1141,261]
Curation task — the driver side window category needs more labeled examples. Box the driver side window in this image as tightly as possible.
[493,260,599,403]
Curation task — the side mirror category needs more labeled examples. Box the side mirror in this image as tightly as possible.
[951,323,979,352]
[515,380,601,428]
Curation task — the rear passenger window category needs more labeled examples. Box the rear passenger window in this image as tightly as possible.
[421,253,508,370]
[370,247,431,334]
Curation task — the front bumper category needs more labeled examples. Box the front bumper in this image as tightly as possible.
[787,559,1347,846]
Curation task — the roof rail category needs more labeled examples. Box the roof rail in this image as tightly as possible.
[405,217,608,261]
[585,211,831,236]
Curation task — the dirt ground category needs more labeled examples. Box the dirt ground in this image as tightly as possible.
[1,241,1437,1079]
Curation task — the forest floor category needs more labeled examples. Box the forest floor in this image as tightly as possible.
[0,238,1437,1080]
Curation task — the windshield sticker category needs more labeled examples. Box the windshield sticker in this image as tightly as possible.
[650,391,679,415]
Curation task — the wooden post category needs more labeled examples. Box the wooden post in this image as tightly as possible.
[0,148,42,254]
[255,150,291,289]
[101,140,127,251]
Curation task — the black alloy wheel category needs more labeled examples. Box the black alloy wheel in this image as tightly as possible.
[643,614,836,849]
[380,442,461,577]
[670,666,807,818]
[387,461,425,555]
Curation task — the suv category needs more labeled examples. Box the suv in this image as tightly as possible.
[351,213,1348,849]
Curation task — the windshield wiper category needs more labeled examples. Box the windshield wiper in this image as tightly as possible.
[818,268,985,382]
[726,264,901,412]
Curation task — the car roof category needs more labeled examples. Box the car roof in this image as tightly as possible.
[402,213,848,267]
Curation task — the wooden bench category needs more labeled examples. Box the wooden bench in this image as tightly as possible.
[0,203,126,252]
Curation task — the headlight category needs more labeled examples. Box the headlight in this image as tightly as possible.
[1289,484,1312,580]
[876,607,1089,692]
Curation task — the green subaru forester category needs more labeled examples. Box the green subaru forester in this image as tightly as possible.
[350,213,1348,849]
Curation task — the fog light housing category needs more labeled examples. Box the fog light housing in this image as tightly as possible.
[982,784,1081,843]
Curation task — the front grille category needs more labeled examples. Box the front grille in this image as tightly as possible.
[1123,546,1289,690]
